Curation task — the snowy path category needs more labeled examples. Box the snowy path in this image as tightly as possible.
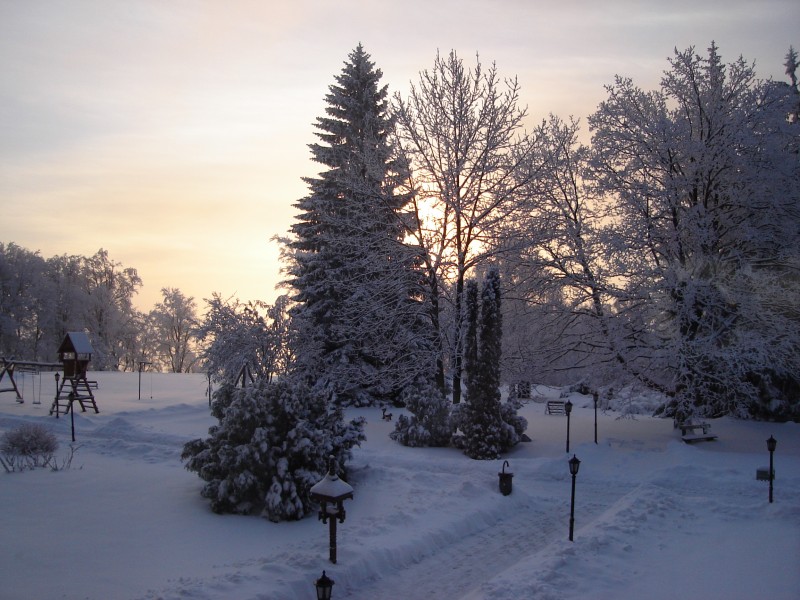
[335,480,631,600]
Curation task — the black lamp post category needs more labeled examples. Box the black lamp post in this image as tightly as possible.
[54,373,60,417]
[593,391,598,444]
[568,454,581,541]
[314,570,334,600]
[137,360,151,400]
[68,391,76,442]
[767,435,777,503]
[564,399,573,453]
[310,456,354,564]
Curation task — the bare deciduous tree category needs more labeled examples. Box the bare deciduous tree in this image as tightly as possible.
[394,50,534,402]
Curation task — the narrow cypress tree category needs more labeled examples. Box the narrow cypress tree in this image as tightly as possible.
[477,270,503,406]
[456,270,526,458]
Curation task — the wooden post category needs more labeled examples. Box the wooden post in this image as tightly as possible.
[69,393,76,442]
[329,511,338,564]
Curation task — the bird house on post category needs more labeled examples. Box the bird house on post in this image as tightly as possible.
[310,456,354,564]
[50,332,99,417]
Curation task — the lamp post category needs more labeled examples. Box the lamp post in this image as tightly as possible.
[568,454,581,541]
[310,456,354,564]
[68,391,76,442]
[564,399,573,453]
[137,361,151,400]
[593,391,598,444]
[767,435,777,503]
[314,570,334,600]
[54,373,60,417]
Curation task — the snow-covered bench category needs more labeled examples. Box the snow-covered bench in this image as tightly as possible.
[676,420,717,443]
[545,400,566,415]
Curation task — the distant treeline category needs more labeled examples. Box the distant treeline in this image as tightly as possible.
[0,243,198,372]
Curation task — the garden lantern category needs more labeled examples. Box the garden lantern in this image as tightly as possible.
[564,399,573,453]
[498,460,513,496]
[310,456,354,564]
[314,570,334,600]
[767,435,777,503]
[568,454,581,541]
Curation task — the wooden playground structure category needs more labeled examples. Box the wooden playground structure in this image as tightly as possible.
[0,357,61,404]
[0,332,100,417]
[50,332,99,417]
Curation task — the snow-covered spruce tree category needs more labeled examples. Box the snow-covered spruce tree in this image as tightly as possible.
[283,44,430,407]
[453,270,527,459]
[182,377,365,521]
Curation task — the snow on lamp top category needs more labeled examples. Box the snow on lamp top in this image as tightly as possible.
[310,456,354,502]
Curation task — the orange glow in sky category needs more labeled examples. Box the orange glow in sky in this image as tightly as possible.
[1,0,796,310]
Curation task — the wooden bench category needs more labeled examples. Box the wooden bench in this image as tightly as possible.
[682,432,718,443]
[676,420,717,443]
[677,421,711,435]
[756,467,775,481]
[545,400,566,415]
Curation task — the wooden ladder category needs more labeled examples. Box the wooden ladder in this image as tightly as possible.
[50,376,99,417]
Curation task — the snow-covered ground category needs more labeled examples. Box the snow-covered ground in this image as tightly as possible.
[1,371,798,600]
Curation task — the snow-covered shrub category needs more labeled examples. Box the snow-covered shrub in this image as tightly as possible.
[182,378,365,521]
[498,397,528,448]
[451,399,527,460]
[390,377,452,447]
[0,423,58,472]
[209,380,237,421]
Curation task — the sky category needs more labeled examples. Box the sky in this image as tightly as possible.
[1,0,797,311]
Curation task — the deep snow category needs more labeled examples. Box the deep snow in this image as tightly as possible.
[0,371,798,600]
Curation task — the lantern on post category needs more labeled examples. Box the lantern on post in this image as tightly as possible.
[498,460,513,496]
[568,454,581,541]
[314,570,334,600]
[564,399,573,453]
[767,435,777,503]
[309,456,354,564]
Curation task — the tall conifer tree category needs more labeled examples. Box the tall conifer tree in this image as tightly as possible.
[285,44,429,405]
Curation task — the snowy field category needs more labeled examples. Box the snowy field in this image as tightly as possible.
[1,371,798,600]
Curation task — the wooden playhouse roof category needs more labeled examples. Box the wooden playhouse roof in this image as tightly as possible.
[58,332,94,355]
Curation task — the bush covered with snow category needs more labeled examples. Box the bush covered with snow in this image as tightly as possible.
[390,377,452,447]
[451,398,528,459]
[182,378,365,521]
